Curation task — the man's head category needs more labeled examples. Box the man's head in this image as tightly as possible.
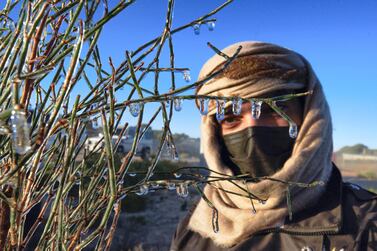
[194,41,332,185]
[217,90,306,177]
[187,41,334,246]
[195,41,309,177]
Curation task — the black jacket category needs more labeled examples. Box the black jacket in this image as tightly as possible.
[170,166,377,250]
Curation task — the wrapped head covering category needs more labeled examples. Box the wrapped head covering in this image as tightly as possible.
[187,41,333,248]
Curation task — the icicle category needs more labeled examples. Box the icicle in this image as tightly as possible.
[167,182,176,190]
[0,121,10,135]
[171,145,179,161]
[136,184,149,196]
[182,70,191,82]
[84,21,94,32]
[212,208,219,233]
[90,104,99,128]
[192,24,200,35]
[92,117,99,129]
[176,183,189,198]
[0,127,9,135]
[207,21,215,31]
[199,98,209,115]
[165,98,171,107]
[148,172,154,179]
[215,99,225,121]
[165,133,171,149]
[10,109,31,154]
[151,182,160,189]
[119,193,127,201]
[129,103,141,117]
[232,97,242,115]
[251,100,262,119]
[173,98,182,111]
[165,130,178,160]
[289,122,298,139]
[6,21,15,32]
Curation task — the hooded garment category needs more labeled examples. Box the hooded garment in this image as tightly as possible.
[187,41,334,248]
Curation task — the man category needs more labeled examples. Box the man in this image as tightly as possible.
[170,41,377,250]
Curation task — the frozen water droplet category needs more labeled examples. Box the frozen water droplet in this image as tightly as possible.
[10,109,31,154]
[128,173,136,177]
[251,100,262,119]
[216,99,225,121]
[167,182,176,190]
[193,24,200,35]
[207,21,215,31]
[0,127,10,135]
[259,200,266,205]
[182,70,191,82]
[212,208,219,233]
[171,146,179,161]
[0,121,10,135]
[92,117,99,128]
[166,133,172,148]
[232,97,242,115]
[6,21,15,32]
[151,182,160,189]
[174,172,182,178]
[251,208,257,214]
[165,98,171,107]
[119,193,127,200]
[176,183,189,198]
[129,103,140,117]
[173,98,182,112]
[289,122,298,138]
[199,98,209,115]
[136,184,149,196]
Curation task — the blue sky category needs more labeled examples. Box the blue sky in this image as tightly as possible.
[93,0,377,151]
[6,0,371,151]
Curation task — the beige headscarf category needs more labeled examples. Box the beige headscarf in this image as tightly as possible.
[187,41,333,248]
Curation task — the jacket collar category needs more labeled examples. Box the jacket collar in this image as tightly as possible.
[281,163,343,234]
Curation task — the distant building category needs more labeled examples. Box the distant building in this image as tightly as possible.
[85,125,153,160]
[342,153,377,161]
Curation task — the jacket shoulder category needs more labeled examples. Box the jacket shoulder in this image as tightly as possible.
[342,182,377,249]
[342,181,377,219]
[343,182,377,202]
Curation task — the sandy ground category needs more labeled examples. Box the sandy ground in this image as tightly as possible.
[109,189,200,251]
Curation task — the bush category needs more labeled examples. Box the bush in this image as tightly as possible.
[357,171,377,180]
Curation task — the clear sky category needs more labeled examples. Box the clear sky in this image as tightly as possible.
[92,0,377,151]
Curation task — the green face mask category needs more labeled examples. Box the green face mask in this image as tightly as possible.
[222,126,295,177]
